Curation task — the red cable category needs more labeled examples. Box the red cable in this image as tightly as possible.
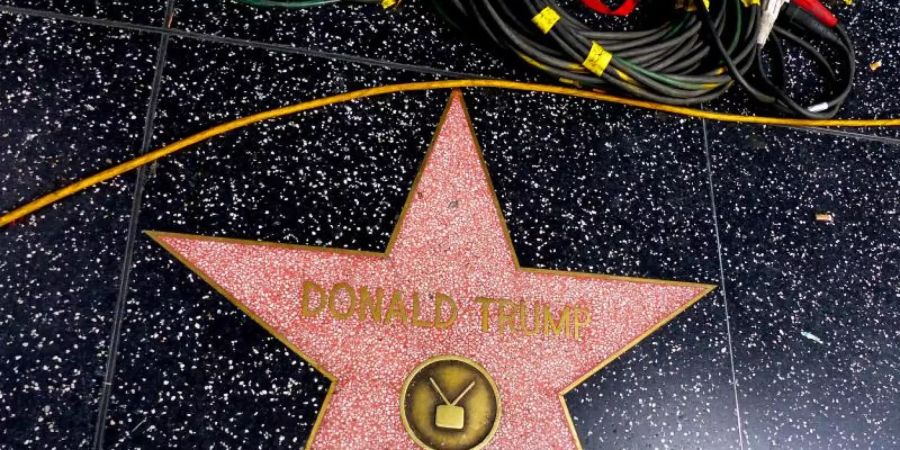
[792,0,838,27]
[581,0,638,16]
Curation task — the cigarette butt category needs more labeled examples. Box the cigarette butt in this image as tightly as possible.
[870,60,882,71]
[815,212,834,223]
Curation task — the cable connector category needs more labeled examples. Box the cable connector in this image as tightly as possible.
[757,0,788,45]
[808,102,830,113]
[581,0,638,16]
[792,0,838,27]
[781,3,841,44]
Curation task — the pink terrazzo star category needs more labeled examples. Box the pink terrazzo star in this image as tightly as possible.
[149,91,715,449]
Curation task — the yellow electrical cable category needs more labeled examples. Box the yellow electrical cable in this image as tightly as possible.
[2,78,900,228]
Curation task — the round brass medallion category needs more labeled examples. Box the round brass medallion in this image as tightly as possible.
[400,355,501,450]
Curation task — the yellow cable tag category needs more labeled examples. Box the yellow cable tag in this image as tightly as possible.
[532,7,561,34]
[381,0,396,9]
[702,0,710,9]
[741,0,759,6]
[583,42,613,78]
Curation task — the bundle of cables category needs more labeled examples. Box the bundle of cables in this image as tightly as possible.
[428,0,855,118]
[235,0,855,117]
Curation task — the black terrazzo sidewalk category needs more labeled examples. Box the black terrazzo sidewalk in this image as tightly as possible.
[1,1,898,449]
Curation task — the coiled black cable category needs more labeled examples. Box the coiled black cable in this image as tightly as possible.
[429,0,856,117]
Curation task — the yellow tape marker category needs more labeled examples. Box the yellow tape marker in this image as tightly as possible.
[702,0,710,9]
[381,0,396,9]
[532,7,561,34]
[583,42,613,77]
[741,0,759,6]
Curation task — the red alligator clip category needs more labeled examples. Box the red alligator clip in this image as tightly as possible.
[792,0,838,27]
[581,0,638,16]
